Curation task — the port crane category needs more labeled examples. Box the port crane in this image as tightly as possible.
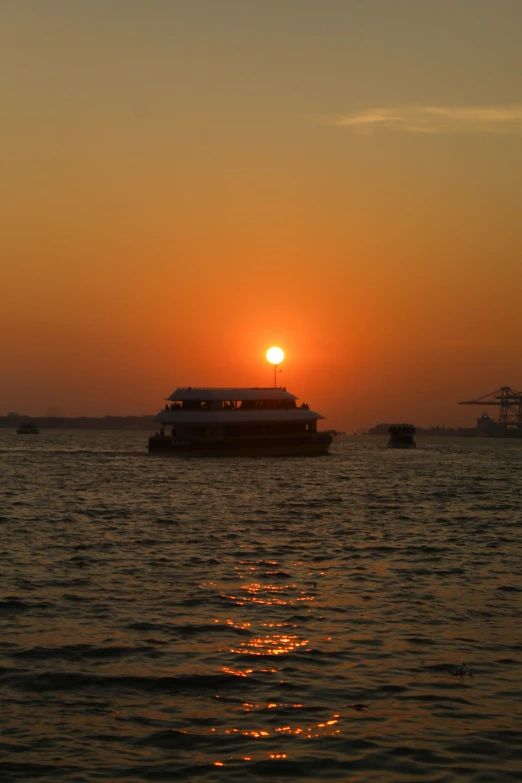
[459,386,522,428]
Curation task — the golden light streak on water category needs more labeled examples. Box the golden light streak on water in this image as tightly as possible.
[230,632,310,656]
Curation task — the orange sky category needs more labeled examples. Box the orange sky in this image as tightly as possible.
[1,1,522,430]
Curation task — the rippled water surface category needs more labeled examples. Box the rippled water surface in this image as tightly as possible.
[1,430,522,782]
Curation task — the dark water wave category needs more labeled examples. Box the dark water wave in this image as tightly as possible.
[1,430,522,782]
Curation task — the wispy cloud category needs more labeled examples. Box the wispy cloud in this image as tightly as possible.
[333,105,522,134]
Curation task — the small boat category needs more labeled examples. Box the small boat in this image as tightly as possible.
[387,423,416,448]
[17,422,39,435]
[148,386,334,456]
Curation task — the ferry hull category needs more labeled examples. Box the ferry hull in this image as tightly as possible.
[148,432,333,457]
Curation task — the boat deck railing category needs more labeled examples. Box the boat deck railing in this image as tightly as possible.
[172,387,288,392]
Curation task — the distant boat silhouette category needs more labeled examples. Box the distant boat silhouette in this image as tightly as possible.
[17,422,39,434]
[387,423,416,448]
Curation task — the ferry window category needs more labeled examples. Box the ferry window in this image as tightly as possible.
[182,400,203,410]
[239,399,295,409]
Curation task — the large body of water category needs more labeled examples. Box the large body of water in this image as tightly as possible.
[1,430,521,782]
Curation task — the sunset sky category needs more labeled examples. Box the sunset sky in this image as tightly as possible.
[2,0,522,430]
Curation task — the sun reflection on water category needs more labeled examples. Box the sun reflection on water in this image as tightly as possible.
[210,709,342,768]
[205,559,332,768]
[230,631,310,656]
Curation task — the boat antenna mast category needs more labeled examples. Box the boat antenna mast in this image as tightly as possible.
[266,347,285,388]
[272,363,281,388]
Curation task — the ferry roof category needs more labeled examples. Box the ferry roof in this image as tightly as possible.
[166,387,298,402]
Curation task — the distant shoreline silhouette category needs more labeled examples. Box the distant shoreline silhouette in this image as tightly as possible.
[366,423,496,438]
[0,415,478,436]
[0,414,155,431]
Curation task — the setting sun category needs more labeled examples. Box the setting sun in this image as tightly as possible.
[266,347,284,365]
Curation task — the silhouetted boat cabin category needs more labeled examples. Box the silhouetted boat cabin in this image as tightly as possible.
[17,422,39,434]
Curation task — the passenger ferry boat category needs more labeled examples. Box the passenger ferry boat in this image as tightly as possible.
[387,423,416,448]
[148,387,334,456]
